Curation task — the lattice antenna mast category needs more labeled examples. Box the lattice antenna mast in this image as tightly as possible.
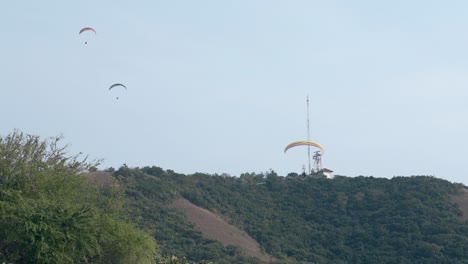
[306,95,311,174]
[313,151,322,172]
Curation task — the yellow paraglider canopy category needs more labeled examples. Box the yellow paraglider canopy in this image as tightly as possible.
[284,140,325,153]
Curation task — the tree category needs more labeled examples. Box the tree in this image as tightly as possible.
[0,130,158,263]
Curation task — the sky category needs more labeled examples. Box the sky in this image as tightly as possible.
[2,1,468,184]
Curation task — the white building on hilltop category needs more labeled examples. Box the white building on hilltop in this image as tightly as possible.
[318,168,334,179]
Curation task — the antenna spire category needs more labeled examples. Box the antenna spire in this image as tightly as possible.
[306,95,311,174]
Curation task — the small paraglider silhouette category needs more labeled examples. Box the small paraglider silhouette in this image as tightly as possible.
[109,83,126,100]
[79,27,96,45]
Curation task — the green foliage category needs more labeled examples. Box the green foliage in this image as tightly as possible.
[98,215,158,264]
[0,189,100,263]
[114,166,262,264]
[5,130,466,263]
[0,131,158,263]
[180,173,468,263]
[156,255,215,264]
[116,165,468,263]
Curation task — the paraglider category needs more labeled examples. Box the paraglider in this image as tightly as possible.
[284,140,325,175]
[109,83,127,100]
[284,140,325,153]
[79,27,96,44]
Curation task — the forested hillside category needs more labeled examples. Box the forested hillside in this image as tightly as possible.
[112,166,468,264]
[1,131,467,263]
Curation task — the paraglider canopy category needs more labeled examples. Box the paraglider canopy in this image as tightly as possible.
[109,83,127,90]
[79,27,96,34]
[284,140,325,153]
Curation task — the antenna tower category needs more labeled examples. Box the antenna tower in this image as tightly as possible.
[313,151,322,172]
[306,95,311,174]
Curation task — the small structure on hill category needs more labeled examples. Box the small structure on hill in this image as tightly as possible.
[311,152,334,178]
[316,168,334,179]
[313,151,322,172]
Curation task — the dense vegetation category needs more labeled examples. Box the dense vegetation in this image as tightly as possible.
[0,131,158,263]
[113,166,260,264]
[1,130,468,263]
[115,167,468,264]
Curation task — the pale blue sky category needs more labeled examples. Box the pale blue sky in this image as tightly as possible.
[2,1,468,184]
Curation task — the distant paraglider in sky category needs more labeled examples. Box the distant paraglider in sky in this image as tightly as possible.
[284,140,325,154]
[79,27,96,44]
[109,83,127,100]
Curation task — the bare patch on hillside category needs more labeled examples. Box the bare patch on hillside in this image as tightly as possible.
[450,188,468,220]
[170,198,275,263]
[83,171,114,188]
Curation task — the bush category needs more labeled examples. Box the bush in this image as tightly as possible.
[0,131,158,263]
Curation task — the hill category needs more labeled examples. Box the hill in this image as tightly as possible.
[170,198,275,262]
[451,188,468,221]
[96,167,468,263]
